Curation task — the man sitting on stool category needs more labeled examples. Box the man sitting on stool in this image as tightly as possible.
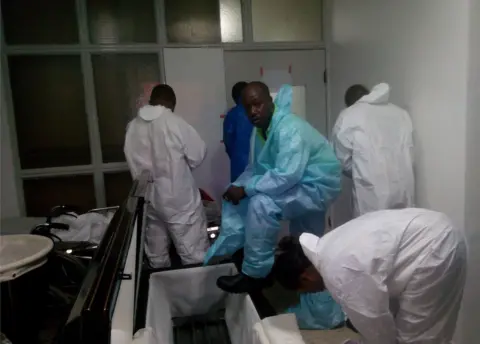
[204,82,341,293]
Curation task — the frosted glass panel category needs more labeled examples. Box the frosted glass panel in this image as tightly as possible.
[104,172,133,207]
[220,0,243,42]
[252,0,322,42]
[8,55,90,169]
[1,0,78,45]
[23,175,95,217]
[92,54,160,163]
[165,0,221,43]
[87,0,157,43]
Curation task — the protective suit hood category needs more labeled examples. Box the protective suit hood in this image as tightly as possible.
[273,84,293,114]
[358,83,390,105]
[299,233,323,267]
[138,104,169,122]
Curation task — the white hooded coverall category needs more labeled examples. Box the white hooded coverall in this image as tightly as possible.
[332,83,414,217]
[124,105,209,268]
[300,208,467,344]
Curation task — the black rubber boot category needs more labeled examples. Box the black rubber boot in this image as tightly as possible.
[216,273,273,294]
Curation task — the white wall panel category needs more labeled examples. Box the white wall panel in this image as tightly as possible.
[164,48,229,201]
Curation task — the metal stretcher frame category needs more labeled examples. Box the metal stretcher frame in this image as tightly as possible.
[59,173,149,344]
[59,172,279,344]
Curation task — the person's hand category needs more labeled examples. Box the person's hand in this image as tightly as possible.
[223,185,246,205]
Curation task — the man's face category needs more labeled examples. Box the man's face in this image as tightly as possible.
[242,85,273,129]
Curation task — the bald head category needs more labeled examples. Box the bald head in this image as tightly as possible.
[345,84,369,107]
[242,81,274,129]
[245,81,270,97]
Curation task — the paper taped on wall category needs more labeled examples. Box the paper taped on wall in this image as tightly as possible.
[271,86,306,119]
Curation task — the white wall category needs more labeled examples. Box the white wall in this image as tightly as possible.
[0,72,20,219]
[461,0,480,342]
[329,0,470,227]
[328,0,478,342]
[164,48,229,202]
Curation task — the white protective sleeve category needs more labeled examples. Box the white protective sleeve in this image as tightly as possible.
[174,116,207,170]
[124,121,142,179]
[331,111,353,177]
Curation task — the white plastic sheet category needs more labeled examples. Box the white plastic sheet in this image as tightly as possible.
[146,264,238,344]
[51,212,114,244]
[141,263,307,344]
[254,314,305,344]
[225,292,263,344]
[131,329,155,344]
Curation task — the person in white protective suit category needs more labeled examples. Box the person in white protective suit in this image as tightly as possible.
[124,84,210,268]
[273,208,467,344]
[332,83,414,217]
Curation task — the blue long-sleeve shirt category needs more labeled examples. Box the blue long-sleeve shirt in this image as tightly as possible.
[223,103,253,182]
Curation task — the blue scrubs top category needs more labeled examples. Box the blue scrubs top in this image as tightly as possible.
[223,102,253,182]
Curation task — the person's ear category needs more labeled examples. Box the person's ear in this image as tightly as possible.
[299,267,324,292]
[300,271,315,283]
[296,271,315,292]
[299,270,317,289]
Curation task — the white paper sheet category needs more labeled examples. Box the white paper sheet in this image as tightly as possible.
[262,69,293,90]
[270,85,306,120]
[144,264,271,344]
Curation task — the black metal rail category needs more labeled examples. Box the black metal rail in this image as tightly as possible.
[59,173,150,344]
